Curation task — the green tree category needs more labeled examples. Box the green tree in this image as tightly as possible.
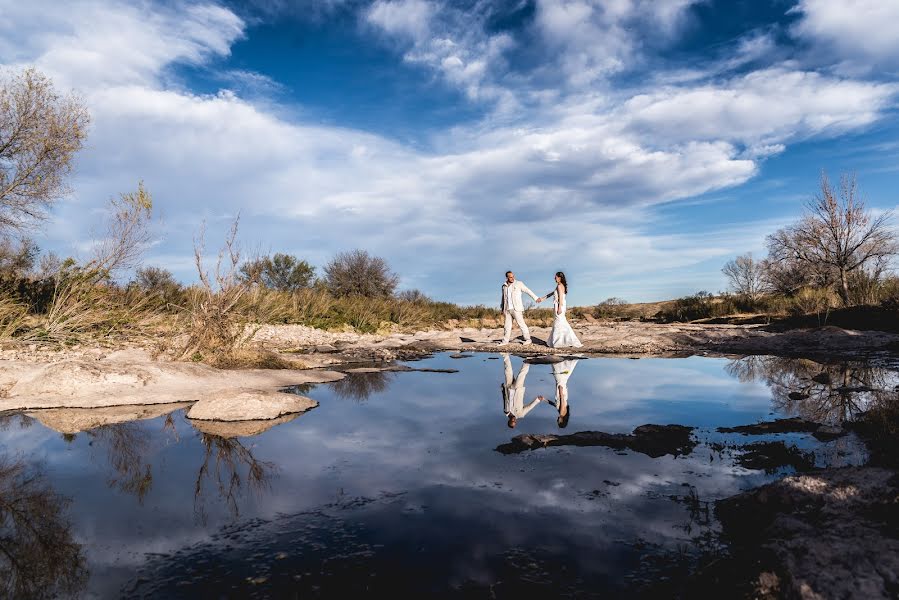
[239,253,315,291]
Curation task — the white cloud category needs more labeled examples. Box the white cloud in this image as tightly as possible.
[791,0,899,71]
[366,0,435,40]
[0,0,244,88]
[534,0,702,87]
[622,68,898,150]
[1,0,897,304]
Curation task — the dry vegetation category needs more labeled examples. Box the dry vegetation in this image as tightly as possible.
[1,68,899,366]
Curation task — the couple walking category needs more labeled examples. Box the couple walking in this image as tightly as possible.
[499,270,582,348]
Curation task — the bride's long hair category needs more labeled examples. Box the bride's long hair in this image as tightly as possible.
[555,272,568,293]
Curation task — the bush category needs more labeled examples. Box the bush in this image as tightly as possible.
[655,291,716,322]
[239,253,315,292]
[790,287,837,323]
[592,297,631,320]
[323,249,398,298]
[132,266,183,305]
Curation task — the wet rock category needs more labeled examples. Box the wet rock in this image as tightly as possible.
[735,441,816,473]
[449,353,473,359]
[714,467,899,599]
[495,424,695,458]
[187,389,317,422]
[314,344,339,354]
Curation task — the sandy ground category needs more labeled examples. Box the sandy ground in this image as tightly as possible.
[1,321,897,427]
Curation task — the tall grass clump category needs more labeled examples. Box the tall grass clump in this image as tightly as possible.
[176,219,259,363]
[19,182,162,346]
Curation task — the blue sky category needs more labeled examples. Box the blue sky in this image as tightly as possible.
[1,0,897,305]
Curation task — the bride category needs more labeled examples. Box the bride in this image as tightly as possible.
[537,272,582,348]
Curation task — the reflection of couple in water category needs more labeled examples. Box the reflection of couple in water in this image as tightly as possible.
[501,353,578,429]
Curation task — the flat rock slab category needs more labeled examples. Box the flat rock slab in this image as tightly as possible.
[496,424,696,458]
[186,389,318,422]
[0,357,344,410]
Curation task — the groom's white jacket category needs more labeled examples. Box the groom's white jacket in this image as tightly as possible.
[500,280,538,312]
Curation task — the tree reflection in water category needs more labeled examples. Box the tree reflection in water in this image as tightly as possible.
[87,423,155,503]
[330,370,394,403]
[0,456,86,599]
[193,434,275,524]
[726,356,899,423]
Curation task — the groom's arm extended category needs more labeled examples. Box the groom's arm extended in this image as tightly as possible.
[520,282,539,301]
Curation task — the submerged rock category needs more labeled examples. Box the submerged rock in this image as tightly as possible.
[718,417,847,441]
[734,441,816,473]
[713,466,899,599]
[187,389,317,422]
[495,424,695,458]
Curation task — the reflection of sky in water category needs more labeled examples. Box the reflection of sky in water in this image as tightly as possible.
[0,354,879,597]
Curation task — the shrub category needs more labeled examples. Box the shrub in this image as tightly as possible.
[593,297,631,319]
[132,266,183,305]
[239,253,315,291]
[323,249,398,298]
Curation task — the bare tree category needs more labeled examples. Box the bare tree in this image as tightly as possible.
[88,180,153,280]
[0,68,89,232]
[323,249,399,298]
[722,253,768,301]
[766,172,898,306]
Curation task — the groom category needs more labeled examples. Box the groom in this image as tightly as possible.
[499,270,540,345]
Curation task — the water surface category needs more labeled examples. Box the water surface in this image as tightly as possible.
[0,353,889,598]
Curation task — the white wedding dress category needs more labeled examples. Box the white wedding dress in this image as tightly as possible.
[548,290,582,348]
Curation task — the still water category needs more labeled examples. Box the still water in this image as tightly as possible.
[0,353,889,598]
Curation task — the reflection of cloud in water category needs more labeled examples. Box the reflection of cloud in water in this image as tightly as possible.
[1,353,858,595]
[725,356,899,424]
[0,455,86,599]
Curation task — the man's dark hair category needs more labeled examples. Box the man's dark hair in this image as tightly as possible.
[505,270,513,277]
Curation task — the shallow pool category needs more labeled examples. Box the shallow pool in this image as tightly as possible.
[0,353,887,598]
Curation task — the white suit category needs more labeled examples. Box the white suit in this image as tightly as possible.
[502,354,540,419]
[500,279,538,344]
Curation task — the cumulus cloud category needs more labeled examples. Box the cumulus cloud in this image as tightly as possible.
[622,68,898,151]
[791,0,899,72]
[534,0,701,87]
[0,0,897,303]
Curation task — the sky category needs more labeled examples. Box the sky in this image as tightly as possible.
[1,0,898,306]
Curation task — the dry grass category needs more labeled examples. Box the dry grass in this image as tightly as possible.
[0,295,27,340]
[20,278,162,345]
